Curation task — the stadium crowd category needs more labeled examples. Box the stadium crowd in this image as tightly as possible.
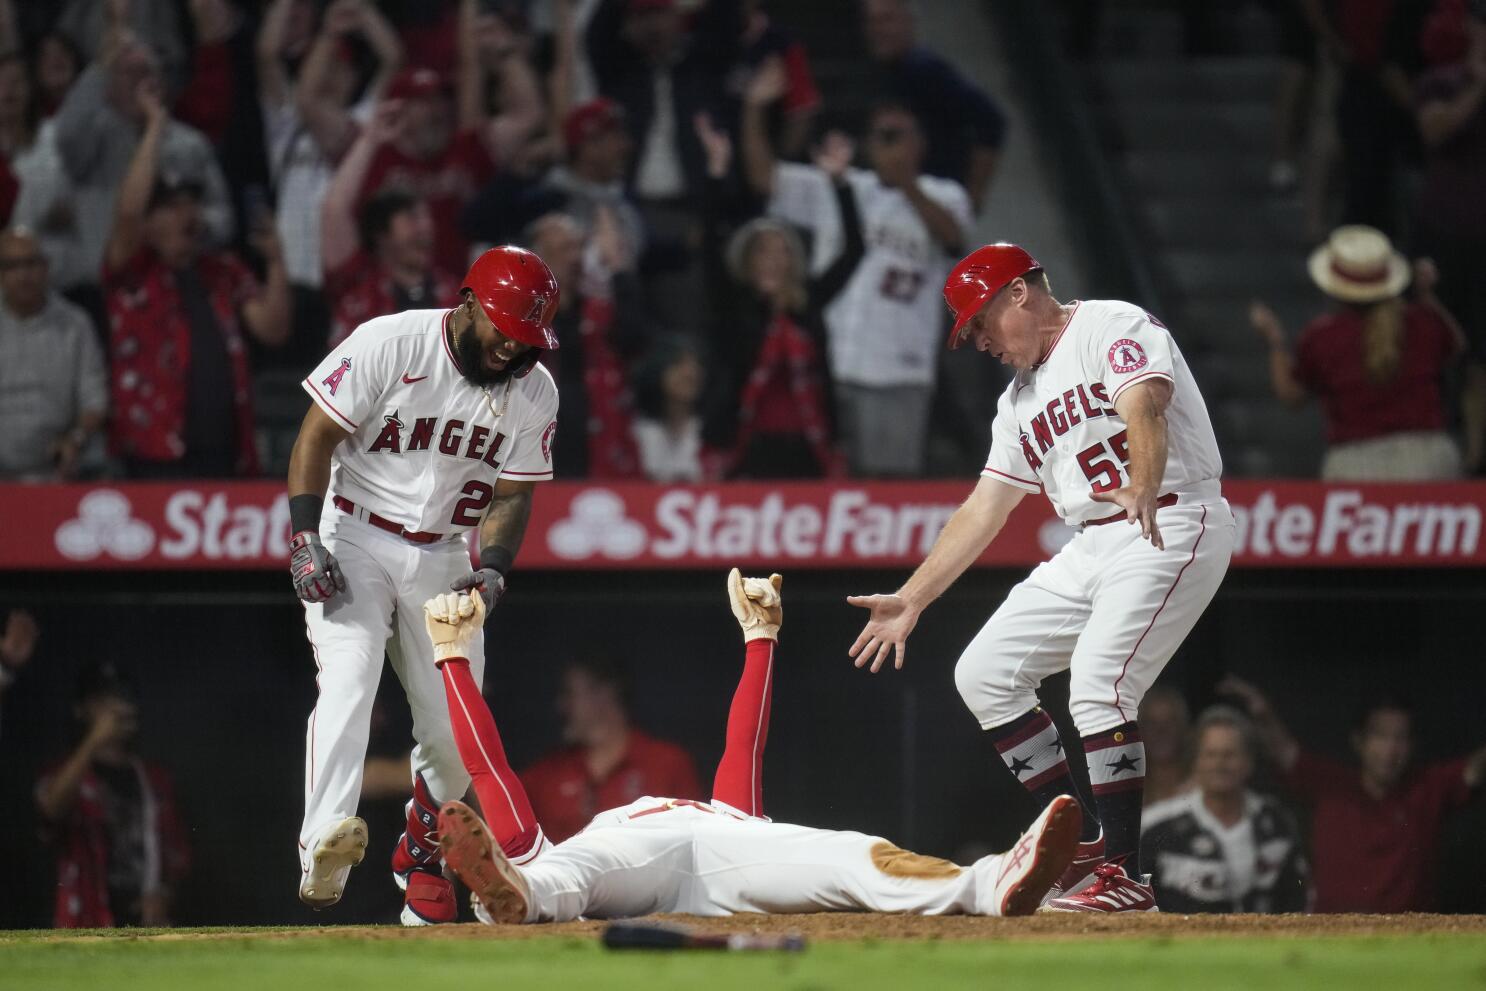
[0,0,1008,484]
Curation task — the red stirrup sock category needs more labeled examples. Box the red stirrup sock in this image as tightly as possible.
[711,638,776,817]
[438,655,541,860]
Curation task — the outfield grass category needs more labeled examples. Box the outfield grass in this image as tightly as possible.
[3,930,1484,991]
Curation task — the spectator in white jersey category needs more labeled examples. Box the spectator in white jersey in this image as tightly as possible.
[1141,706,1310,914]
[741,59,972,477]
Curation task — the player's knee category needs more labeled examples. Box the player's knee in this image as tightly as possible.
[954,652,1026,725]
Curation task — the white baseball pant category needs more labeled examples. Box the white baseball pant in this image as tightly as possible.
[517,800,1003,921]
[955,497,1235,737]
[298,509,481,867]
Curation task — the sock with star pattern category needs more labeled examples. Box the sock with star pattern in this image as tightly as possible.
[1082,721,1146,875]
[985,707,1101,842]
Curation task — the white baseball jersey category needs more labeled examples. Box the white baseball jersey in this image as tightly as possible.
[982,299,1222,525]
[515,795,1023,920]
[303,308,559,535]
[768,163,973,388]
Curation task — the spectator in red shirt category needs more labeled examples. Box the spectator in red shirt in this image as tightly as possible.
[349,1,543,276]
[104,80,290,477]
[522,656,701,843]
[1222,675,1486,914]
[321,100,459,349]
[35,659,190,928]
[1250,224,1466,480]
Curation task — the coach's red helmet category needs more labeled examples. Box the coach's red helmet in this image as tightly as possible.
[461,246,561,351]
[943,243,1041,350]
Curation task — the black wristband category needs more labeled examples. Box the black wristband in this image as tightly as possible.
[289,494,325,535]
[478,545,514,576]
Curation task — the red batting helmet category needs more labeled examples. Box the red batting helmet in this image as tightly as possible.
[461,246,561,351]
[943,243,1041,350]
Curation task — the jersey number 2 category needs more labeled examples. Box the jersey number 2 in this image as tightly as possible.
[1076,429,1130,492]
[451,481,495,527]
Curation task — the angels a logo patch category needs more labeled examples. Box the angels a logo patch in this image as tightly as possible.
[322,357,351,395]
[541,420,557,464]
[1107,339,1148,374]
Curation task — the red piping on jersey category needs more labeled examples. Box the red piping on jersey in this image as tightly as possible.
[500,469,553,478]
[983,466,1040,488]
[1035,300,1081,367]
[440,309,462,373]
[749,641,775,818]
[1111,505,1208,718]
[443,662,529,834]
[1110,369,1175,405]
[307,380,358,431]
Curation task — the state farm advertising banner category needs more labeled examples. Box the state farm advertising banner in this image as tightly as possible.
[1,481,1483,571]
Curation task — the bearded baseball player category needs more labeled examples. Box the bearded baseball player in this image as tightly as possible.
[287,246,560,925]
[848,243,1236,913]
[420,571,1081,924]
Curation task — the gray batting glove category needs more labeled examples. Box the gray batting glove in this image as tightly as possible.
[450,568,505,612]
[289,531,348,603]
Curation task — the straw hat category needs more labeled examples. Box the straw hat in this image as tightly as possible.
[1307,225,1411,304]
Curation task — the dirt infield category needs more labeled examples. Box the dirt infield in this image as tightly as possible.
[37,913,1486,944]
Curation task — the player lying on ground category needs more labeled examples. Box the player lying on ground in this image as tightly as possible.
[421,571,1082,924]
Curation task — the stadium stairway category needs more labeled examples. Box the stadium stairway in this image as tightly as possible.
[1076,1,1329,477]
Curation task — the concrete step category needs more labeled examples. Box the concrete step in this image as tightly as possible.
[1214,400,1326,476]
[1120,149,1276,196]
[1139,195,1308,251]
[1105,102,1273,154]
[1096,56,1286,107]
[1161,248,1313,297]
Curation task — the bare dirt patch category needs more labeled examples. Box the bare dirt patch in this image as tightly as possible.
[24,913,1486,945]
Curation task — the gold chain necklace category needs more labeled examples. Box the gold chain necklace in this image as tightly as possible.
[483,377,514,422]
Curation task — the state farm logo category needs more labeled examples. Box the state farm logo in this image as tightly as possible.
[55,490,156,561]
[548,490,647,560]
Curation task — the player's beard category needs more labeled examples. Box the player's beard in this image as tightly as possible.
[453,323,517,387]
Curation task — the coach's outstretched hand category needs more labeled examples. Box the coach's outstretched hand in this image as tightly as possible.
[728,568,782,642]
[846,594,920,673]
[423,591,486,665]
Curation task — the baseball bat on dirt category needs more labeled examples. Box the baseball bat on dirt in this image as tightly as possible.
[601,922,806,952]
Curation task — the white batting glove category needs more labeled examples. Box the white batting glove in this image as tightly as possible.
[423,591,486,665]
[728,568,783,642]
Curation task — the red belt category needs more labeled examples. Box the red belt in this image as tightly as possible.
[333,496,446,544]
[1082,493,1179,528]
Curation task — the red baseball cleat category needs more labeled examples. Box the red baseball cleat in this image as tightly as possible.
[1040,830,1105,906]
[437,800,531,925]
[399,871,458,926]
[984,795,1082,917]
[1039,862,1159,913]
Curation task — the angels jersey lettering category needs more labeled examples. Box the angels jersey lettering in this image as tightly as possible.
[303,309,559,535]
[983,299,1221,524]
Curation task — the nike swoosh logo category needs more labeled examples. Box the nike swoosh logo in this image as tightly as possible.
[402,374,429,384]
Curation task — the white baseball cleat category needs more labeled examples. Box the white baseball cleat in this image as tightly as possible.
[982,795,1082,917]
[298,816,368,909]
